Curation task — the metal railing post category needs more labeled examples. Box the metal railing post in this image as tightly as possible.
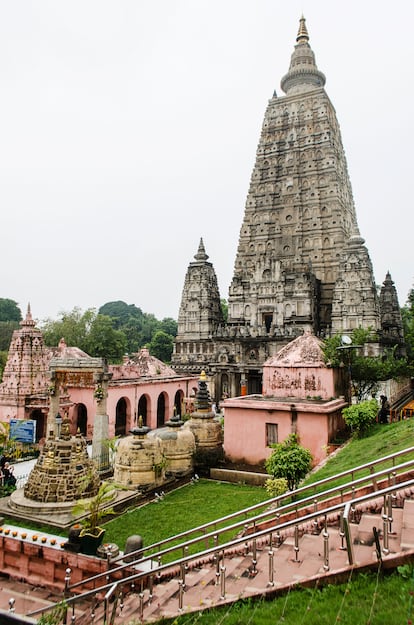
[343,502,354,565]
[312,499,319,534]
[220,554,226,599]
[178,580,184,612]
[382,496,389,555]
[323,516,330,571]
[268,545,275,586]
[293,524,300,562]
[252,539,257,574]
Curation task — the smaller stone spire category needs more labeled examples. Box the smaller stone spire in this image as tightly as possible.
[21,303,35,328]
[194,238,209,262]
[195,370,212,413]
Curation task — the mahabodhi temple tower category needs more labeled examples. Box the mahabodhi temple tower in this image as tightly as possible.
[172,18,404,401]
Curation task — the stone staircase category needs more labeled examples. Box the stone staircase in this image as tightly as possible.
[111,494,414,624]
[62,481,414,625]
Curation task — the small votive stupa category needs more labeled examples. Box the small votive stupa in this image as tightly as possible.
[23,418,100,503]
[148,409,196,477]
[114,417,165,490]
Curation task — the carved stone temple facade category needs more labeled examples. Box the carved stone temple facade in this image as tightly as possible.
[172,18,404,401]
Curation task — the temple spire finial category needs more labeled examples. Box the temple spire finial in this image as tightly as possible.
[194,237,209,262]
[296,15,309,43]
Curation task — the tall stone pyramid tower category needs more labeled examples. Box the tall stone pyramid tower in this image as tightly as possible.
[228,16,378,337]
[173,18,392,401]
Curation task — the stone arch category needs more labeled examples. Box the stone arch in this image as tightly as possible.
[30,409,46,442]
[157,392,169,428]
[115,397,130,437]
[75,403,88,437]
[137,394,149,426]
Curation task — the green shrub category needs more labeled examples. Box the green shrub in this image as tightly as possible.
[342,398,378,436]
[265,434,312,490]
[264,477,288,497]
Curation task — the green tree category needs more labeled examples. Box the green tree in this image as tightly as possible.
[41,307,95,351]
[148,330,175,363]
[99,300,177,355]
[85,315,127,362]
[221,299,228,322]
[0,351,8,382]
[0,298,22,322]
[323,329,411,402]
[265,434,312,490]
[99,301,142,329]
[159,317,178,337]
[402,288,414,362]
[0,321,19,351]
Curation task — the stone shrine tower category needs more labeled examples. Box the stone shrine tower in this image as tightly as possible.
[0,305,50,426]
[378,272,405,353]
[173,17,399,402]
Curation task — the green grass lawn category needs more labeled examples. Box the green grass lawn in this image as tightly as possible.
[302,419,414,492]
[151,568,414,625]
[103,480,270,553]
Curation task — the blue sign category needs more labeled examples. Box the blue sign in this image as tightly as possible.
[10,419,36,444]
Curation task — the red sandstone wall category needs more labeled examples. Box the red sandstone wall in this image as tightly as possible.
[0,535,107,592]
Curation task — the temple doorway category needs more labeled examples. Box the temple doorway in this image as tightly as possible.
[157,392,167,427]
[115,398,127,436]
[174,390,184,416]
[75,403,87,437]
[138,395,148,426]
[30,409,45,442]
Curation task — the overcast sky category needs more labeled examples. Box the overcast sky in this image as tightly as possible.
[0,1,413,324]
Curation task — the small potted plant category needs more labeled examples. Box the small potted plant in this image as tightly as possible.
[72,481,117,556]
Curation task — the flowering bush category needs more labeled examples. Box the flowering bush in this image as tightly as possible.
[94,385,105,401]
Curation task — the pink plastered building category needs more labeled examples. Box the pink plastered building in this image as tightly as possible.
[223,331,347,467]
[0,308,198,441]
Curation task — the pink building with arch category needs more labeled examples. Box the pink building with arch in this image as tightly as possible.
[0,309,198,442]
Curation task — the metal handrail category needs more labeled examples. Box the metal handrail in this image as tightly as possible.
[69,453,414,591]
[29,477,414,619]
[106,444,414,567]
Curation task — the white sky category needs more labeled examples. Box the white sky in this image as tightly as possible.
[0,1,413,323]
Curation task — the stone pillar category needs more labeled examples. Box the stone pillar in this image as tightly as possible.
[92,371,112,471]
[46,375,60,439]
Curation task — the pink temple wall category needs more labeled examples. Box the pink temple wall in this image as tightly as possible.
[67,377,196,439]
[262,365,340,400]
[223,396,347,467]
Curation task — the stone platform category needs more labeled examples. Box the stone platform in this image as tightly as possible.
[0,487,140,530]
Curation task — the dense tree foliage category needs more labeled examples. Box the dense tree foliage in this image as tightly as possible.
[401,288,414,362]
[148,330,174,363]
[0,299,22,322]
[0,351,8,380]
[98,300,177,361]
[323,328,411,402]
[265,434,312,490]
[0,300,22,351]
[0,321,19,351]
[40,302,177,364]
